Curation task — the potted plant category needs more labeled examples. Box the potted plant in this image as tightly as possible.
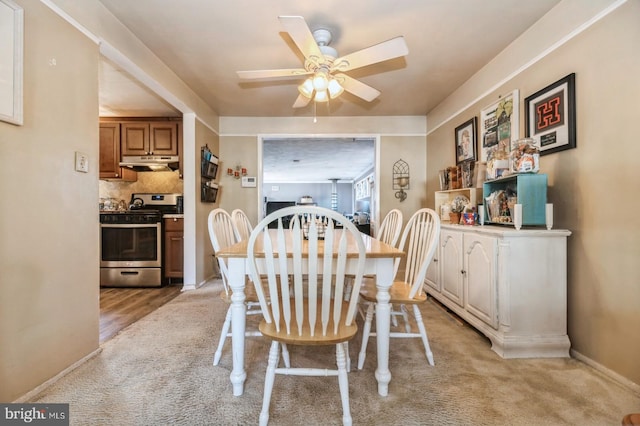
[449,196,468,224]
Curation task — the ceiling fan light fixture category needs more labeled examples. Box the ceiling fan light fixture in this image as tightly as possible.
[314,90,329,103]
[327,78,344,99]
[298,77,314,98]
[312,71,329,91]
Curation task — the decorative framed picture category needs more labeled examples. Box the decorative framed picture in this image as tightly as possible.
[455,117,477,165]
[525,73,576,155]
[0,0,23,125]
[479,89,519,162]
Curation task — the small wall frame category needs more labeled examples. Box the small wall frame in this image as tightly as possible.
[0,0,23,125]
[455,117,477,165]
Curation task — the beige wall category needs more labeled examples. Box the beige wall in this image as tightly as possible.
[0,1,100,401]
[426,0,640,387]
[219,136,260,224]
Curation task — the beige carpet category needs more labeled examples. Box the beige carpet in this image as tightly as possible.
[30,280,639,425]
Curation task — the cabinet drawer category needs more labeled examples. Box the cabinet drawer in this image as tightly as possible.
[164,218,184,231]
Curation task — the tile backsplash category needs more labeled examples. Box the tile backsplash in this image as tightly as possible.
[99,171,184,206]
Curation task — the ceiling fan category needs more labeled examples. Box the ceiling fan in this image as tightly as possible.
[237,16,409,108]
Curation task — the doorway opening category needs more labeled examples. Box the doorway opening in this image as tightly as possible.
[258,135,380,233]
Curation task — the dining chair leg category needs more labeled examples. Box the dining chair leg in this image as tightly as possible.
[413,304,435,366]
[213,305,232,366]
[401,304,411,333]
[344,342,351,372]
[281,343,291,368]
[260,341,279,426]
[390,303,398,327]
[336,343,353,426]
[357,302,375,370]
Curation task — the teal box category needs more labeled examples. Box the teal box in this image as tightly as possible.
[483,173,547,226]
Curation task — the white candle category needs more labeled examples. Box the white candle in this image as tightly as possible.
[546,203,554,230]
[478,205,485,226]
[514,204,522,230]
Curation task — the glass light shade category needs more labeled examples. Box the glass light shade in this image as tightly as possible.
[298,78,314,98]
[398,176,409,188]
[312,72,329,91]
[327,79,344,99]
[314,90,329,103]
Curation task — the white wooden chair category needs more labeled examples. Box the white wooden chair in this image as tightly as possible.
[376,208,403,247]
[357,208,440,369]
[231,208,253,241]
[208,208,270,366]
[247,206,366,426]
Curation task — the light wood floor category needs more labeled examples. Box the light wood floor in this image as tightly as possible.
[99,285,183,343]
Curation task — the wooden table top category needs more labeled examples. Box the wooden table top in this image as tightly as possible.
[216,229,405,259]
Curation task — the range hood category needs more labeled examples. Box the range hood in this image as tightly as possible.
[120,155,179,172]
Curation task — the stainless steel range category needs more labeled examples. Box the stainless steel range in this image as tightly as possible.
[100,193,182,287]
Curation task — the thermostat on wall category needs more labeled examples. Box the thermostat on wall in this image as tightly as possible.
[241,176,257,187]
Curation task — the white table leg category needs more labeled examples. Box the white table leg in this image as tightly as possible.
[228,257,247,396]
[374,258,393,396]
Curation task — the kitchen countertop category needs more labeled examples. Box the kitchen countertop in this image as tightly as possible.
[163,214,184,219]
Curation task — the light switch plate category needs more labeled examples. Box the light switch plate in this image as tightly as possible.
[75,151,89,173]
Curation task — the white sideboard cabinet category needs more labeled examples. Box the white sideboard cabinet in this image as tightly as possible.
[425,224,571,358]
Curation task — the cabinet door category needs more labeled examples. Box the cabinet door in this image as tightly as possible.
[424,244,440,293]
[150,122,178,155]
[164,218,184,278]
[121,122,150,155]
[99,123,120,178]
[99,123,136,181]
[464,233,498,328]
[440,229,464,306]
[177,122,183,179]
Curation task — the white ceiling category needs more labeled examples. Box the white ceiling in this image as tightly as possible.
[263,138,375,182]
[96,0,562,181]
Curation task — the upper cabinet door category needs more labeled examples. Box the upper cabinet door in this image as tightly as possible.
[121,122,150,155]
[149,122,178,155]
[99,123,137,181]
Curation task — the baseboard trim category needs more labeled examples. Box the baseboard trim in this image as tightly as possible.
[570,348,640,396]
[14,347,103,403]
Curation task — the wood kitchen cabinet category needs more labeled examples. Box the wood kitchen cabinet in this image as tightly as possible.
[177,122,183,179]
[425,224,571,358]
[99,123,137,181]
[121,121,179,156]
[164,217,184,281]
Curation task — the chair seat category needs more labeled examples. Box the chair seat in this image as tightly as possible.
[358,278,427,305]
[259,300,358,346]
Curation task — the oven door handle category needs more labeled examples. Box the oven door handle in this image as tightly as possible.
[100,224,161,228]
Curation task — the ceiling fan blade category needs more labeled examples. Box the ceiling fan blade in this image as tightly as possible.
[331,36,409,73]
[278,16,324,63]
[292,94,311,108]
[335,73,381,102]
[237,69,311,80]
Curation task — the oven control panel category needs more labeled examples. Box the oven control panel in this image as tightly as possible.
[100,212,161,224]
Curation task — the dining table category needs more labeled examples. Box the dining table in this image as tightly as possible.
[215,228,405,397]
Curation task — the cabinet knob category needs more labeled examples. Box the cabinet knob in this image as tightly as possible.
[460,269,466,275]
